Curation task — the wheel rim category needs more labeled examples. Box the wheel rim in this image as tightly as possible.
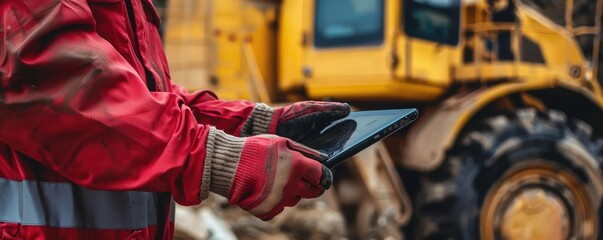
[481,161,597,240]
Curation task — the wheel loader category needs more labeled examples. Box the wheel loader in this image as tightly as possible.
[162,0,603,239]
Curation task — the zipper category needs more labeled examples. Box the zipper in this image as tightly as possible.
[124,0,157,92]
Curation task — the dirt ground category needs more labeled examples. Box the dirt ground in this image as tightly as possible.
[174,193,348,240]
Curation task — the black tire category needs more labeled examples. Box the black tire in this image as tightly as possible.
[414,108,603,240]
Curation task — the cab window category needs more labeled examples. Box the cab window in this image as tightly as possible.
[314,0,385,48]
[404,0,461,45]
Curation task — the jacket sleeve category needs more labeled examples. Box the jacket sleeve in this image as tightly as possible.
[1,0,204,205]
[170,83,257,136]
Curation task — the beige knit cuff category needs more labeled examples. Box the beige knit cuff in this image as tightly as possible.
[200,127,246,201]
[240,103,275,137]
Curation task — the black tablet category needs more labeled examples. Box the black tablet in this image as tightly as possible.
[301,108,418,168]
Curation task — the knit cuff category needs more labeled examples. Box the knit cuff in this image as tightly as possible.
[200,127,246,200]
[240,103,275,137]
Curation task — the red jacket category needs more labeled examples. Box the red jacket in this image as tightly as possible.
[0,0,255,239]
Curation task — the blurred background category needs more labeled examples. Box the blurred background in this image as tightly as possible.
[155,0,603,239]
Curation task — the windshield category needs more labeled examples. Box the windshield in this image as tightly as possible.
[314,0,385,48]
[404,0,461,45]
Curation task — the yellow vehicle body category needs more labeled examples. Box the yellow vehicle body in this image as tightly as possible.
[164,0,603,239]
[165,0,603,168]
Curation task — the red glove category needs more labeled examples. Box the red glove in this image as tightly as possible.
[201,128,333,220]
[240,101,350,141]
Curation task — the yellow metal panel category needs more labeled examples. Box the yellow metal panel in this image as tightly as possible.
[306,47,391,77]
[306,78,444,101]
[516,5,586,83]
[454,63,558,82]
[403,39,457,86]
[278,0,305,92]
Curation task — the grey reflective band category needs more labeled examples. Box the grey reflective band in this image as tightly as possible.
[0,177,167,229]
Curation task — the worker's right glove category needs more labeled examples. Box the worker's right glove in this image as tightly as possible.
[201,127,333,220]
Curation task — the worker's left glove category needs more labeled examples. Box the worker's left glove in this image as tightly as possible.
[201,128,333,220]
[240,101,350,142]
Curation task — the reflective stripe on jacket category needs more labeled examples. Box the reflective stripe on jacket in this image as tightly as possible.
[0,0,257,239]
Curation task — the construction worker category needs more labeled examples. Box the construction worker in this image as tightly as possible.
[0,0,349,239]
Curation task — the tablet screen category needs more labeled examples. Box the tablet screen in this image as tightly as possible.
[300,109,417,168]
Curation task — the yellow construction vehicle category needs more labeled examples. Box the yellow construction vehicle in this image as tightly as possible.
[163,0,603,239]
